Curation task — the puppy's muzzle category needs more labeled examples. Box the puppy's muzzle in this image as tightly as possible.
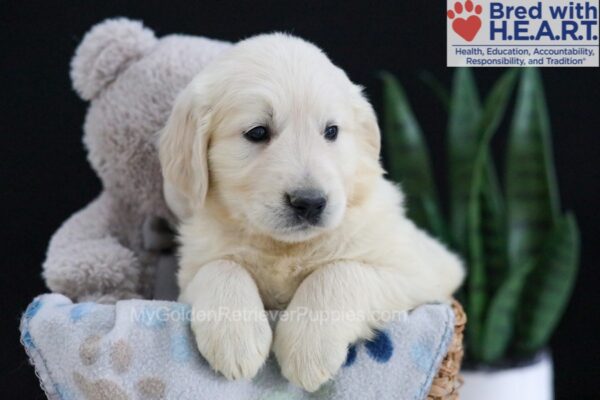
[285,189,327,225]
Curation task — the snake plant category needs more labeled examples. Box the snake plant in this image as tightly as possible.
[380,68,580,364]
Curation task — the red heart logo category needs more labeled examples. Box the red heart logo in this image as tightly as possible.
[452,15,481,42]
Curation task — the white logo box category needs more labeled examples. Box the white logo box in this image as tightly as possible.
[447,0,599,67]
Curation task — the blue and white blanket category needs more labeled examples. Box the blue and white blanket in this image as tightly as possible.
[20,293,454,400]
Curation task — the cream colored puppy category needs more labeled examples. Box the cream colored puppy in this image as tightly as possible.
[159,33,464,392]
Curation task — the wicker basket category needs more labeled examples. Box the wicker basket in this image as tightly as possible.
[427,300,466,400]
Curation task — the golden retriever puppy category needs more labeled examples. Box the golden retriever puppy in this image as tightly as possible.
[159,33,464,392]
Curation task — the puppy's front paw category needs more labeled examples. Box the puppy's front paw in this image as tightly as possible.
[273,320,349,392]
[191,309,272,380]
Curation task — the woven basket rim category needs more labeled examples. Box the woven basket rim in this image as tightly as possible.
[426,300,466,400]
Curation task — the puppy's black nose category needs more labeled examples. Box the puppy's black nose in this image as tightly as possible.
[286,189,327,224]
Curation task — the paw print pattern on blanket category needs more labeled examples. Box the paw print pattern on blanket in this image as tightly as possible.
[73,373,165,400]
[73,372,129,400]
[343,330,394,367]
[70,303,95,322]
[74,333,166,400]
[20,299,147,399]
[21,294,456,400]
[79,335,102,366]
[110,339,133,373]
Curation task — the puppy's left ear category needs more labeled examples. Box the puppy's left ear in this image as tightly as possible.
[352,86,381,161]
[159,85,211,218]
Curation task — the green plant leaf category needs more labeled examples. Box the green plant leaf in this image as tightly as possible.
[506,68,560,271]
[419,71,450,111]
[516,213,580,355]
[448,68,482,253]
[465,69,518,359]
[380,72,446,241]
[466,164,508,359]
[481,162,507,296]
[465,166,486,359]
[480,259,533,363]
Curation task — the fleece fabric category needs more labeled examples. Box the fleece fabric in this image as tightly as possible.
[21,294,454,400]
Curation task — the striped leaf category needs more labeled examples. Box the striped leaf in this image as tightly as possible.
[448,68,482,252]
[465,163,486,359]
[465,69,518,359]
[480,260,533,363]
[380,72,446,241]
[506,68,560,270]
[516,213,580,355]
[481,162,507,296]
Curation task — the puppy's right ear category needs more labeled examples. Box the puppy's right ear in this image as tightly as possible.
[159,86,211,218]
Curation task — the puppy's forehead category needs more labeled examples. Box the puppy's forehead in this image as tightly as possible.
[222,34,349,97]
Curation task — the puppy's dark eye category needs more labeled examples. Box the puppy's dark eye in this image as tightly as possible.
[244,126,270,143]
[324,125,338,141]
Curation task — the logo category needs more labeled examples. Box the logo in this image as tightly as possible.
[447,0,483,42]
[447,0,599,67]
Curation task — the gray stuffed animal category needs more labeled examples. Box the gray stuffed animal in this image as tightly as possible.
[43,18,231,303]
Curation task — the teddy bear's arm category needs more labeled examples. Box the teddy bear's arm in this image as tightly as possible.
[42,193,142,303]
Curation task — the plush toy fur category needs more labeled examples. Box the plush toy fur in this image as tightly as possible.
[43,18,231,302]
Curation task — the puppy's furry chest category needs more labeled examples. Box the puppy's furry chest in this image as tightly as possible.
[231,251,323,310]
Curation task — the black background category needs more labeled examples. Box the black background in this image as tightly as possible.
[1,1,598,398]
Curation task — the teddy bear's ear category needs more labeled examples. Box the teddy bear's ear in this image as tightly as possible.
[70,18,157,100]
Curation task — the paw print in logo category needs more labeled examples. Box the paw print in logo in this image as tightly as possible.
[447,1,482,42]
